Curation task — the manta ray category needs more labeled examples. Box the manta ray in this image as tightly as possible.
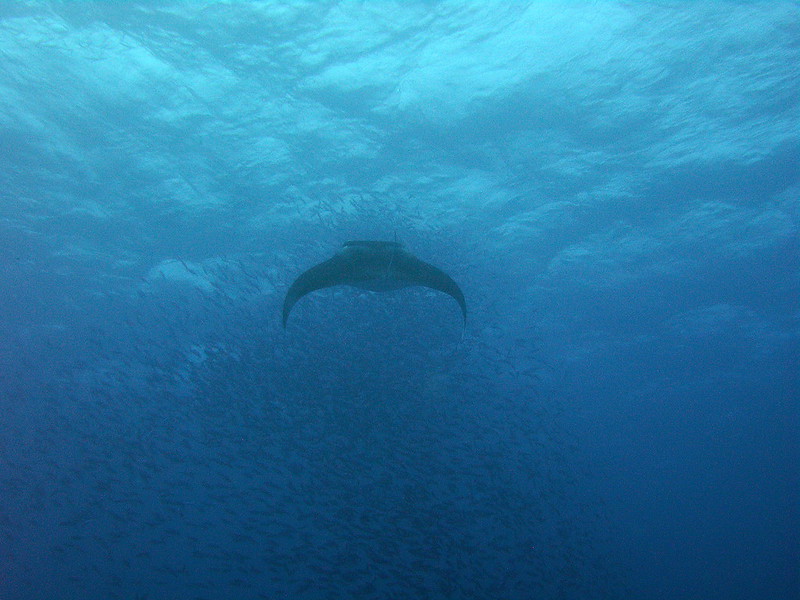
[282,240,466,327]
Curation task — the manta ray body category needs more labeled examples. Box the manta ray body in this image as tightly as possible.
[282,241,466,327]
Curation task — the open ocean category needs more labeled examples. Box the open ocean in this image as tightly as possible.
[1,2,797,599]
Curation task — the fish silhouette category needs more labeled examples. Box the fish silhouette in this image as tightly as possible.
[283,241,466,327]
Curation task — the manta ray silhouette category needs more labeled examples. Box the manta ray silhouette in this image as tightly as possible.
[282,240,466,327]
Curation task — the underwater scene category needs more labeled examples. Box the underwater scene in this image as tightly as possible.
[0,2,797,599]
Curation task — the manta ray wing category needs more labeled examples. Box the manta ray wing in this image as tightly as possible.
[282,241,466,327]
[392,253,467,324]
[282,254,354,327]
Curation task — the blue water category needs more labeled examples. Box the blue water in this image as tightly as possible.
[1,3,798,599]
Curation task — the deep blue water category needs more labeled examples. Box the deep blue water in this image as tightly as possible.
[1,3,798,599]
